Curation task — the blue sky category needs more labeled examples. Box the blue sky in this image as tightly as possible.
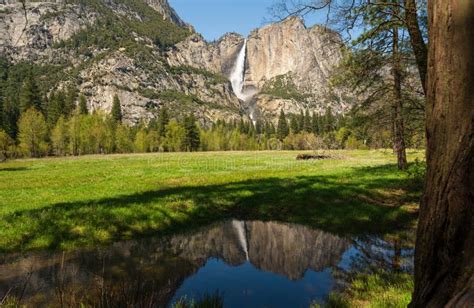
[168,0,331,41]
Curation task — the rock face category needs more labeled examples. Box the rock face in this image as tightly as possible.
[167,16,351,120]
[0,0,351,123]
[0,0,242,124]
[0,1,97,59]
[246,17,348,117]
[143,0,187,27]
[167,32,245,77]
[77,50,240,124]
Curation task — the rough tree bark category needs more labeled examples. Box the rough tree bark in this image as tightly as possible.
[404,0,427,96]
[410,1,474,307]
[392,5,408,170]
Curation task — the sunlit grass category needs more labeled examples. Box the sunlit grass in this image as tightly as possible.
[323,271,413,308]
[0,150,424,252]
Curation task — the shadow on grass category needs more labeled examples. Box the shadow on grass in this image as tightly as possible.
[1,164,420,253]
[0,166,29,172]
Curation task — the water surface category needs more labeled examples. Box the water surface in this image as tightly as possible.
[0,220,413,307]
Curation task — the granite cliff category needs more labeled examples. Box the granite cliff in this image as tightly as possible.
[0,0,352,123]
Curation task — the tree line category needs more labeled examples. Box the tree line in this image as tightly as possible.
[0,60,423,160]
[0,76,422,159]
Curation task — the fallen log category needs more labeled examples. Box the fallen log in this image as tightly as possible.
[296,154,331,160]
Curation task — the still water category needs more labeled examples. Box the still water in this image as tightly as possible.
[0,220,413,307]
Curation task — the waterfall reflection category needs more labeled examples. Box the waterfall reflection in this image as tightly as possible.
[0,220,413,306]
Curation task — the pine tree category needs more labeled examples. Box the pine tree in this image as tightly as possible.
[183,113,200,151]
[311,112,319,135]
[19,76,42,112]
[238,118,246,134]
[111,94,122,123]
[157,106,169,137]
[2,97,19,138]
[290,115,299,134]
[298,110,305,133]
[276,109,289,141]
[255,119,263,135]
[78,94,88,115]
[323,107,335,133]
[47,91,66,126]
[0,97,3,131]
[270,123,276,135]
[64,85,78,117]
[303,109,312,132]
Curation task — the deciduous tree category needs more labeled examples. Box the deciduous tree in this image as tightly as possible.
[18,108,48,157]
[51,116,69,156]
[0,129,14,161]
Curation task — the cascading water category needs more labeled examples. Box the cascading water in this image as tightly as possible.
[230,39,258,124]
[232,220,249,260]
[230,39,248,101]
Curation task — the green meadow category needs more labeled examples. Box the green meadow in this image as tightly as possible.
[0,150,423,253]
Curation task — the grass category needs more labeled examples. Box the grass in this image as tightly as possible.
[173,292,224,308]
[323,271,414,308]
[0,150,423,253]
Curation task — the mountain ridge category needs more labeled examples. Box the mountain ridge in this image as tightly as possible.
[0,0,351,124]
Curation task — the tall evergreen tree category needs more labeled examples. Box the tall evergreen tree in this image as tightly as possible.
[2,98,19,138]
[64,85,78,117]
[78,94,88,115]
[111,94,122,123]
[19,76,42,112]
[238,118,246,133]
[276,109,289,141]
[0,59,7,131]
[298,110,305,133]
[303,109,312,132]
[47,91,66,126]
[255,119,263,135]
[323,107,335,133]
[311,112,319,135]
[183,113,200,151]
[0,97,3,131]
[290,115,299,134]
[157,106,169,137]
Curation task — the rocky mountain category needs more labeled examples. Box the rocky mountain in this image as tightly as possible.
[0,0,351,124]
[168,16,352,120]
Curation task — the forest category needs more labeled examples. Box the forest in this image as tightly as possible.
[0,60,424,160]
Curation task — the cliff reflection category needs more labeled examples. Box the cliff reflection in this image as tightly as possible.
[0,220,411,307]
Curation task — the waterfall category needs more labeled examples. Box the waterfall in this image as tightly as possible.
[230,39,248,101]
[232,220,249,260]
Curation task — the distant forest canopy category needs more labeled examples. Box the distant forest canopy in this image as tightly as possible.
[0,70,425,159]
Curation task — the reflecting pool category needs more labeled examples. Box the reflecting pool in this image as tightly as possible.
[0,220,413,307]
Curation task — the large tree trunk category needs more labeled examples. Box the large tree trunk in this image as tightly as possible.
[404,0,427,96]
[410,1,474,307]
[392,10,408,170]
